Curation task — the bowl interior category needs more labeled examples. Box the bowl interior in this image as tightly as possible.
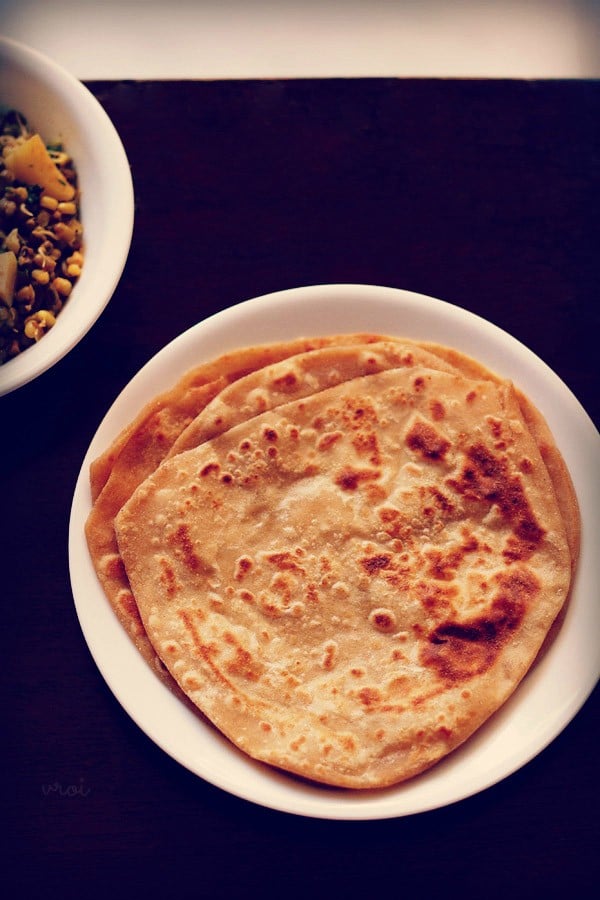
[0,37,134,395]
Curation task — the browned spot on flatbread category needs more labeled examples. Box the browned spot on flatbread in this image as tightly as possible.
[317,431,344,452]
[321,641,338,670]
[272,371,299,390]
[223,632,264,682]
[103,553,127,581]
[426,486,455,514]
[377,506,413,541]
[178,609,228,679]
[234,555,253,580]
[368,608,397,633]
[335,467,381,491]
[421,566,538,681]
[158,557,180,599]
[118,589,144,629]
[305,583,320,604]
[415,580,458,617]
[344,399,378,428]
[168,523,214,575]
[352,430,381,465]
[361,554,392,575]
[425,532,479,581]
[265,551,305,573]
[358,687,382,708]
[406,419,451,461]
[199,462,220,477]
[178,610,266,689]
[430,399,446,420]
[448,442,546,561]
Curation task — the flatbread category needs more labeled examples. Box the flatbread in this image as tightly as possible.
[85,335,579,694]
[85,334,393,675]
[417,341,580,568]
[114,366,572,788]
[85,338,456,676]
[167,340,457,455]
[89,333,391,502]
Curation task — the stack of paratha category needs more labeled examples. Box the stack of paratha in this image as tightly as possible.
[85,334,579,789]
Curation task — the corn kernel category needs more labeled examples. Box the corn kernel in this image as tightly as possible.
[24,310,56,341]
[31,268,50,285]
[53,222,76,244]
[40,195,59,211]
[24,320,37,340]
[66,263,81,278]
[52,277,73,297]
[57,201,77,215]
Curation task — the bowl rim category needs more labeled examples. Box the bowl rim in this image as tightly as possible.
[0,35,134,396]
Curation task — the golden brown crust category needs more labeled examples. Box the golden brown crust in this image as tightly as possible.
[85,336,451,678]
[114,368,572,788]
[415,340,580,568]
[89,333,391,502]
[86,334,394,677]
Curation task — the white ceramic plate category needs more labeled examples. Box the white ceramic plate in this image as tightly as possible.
[69,284,600,820]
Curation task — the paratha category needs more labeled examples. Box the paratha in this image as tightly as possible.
[85,337,458,677]
[85,334,393,674]
[114,365,573,788]
[89,333,388,502]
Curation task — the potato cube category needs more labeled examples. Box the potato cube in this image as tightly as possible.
[4,133,75,201]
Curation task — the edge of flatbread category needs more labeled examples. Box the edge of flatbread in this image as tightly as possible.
[114,366,573,788]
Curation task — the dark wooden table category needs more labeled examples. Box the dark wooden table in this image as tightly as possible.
[4,79,599,897]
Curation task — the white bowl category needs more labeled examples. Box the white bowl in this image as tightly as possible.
[0,36,134,396]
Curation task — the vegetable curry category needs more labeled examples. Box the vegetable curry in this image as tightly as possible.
[0,109,83,364]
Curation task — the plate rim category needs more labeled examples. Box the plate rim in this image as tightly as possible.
[68,283,600,820]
